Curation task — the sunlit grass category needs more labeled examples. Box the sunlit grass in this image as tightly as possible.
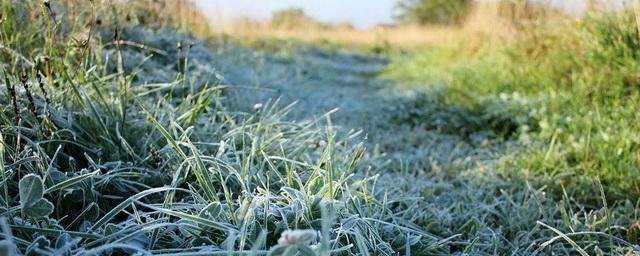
[384,8,640,200]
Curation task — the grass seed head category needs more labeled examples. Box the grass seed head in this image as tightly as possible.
[36,73,52,118]
[149,146,163,169]
[43,0,55,17]
[20,73,37,117]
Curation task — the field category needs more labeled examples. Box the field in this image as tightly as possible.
[0,0,639,255]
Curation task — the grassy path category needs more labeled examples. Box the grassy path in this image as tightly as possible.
[214,46,499,171]
[204,45,638,254]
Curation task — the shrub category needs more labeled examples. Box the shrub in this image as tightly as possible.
[270,7,326,29]
[394,0,474,25]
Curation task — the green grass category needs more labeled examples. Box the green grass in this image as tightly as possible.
[0,0,639,255]
[385,11,640,201]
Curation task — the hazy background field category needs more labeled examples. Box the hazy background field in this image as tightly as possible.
[190,0,636,49]
[195,0,609,28]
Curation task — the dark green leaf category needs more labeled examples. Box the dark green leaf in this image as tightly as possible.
[19,174,44,208]
[23,199,54,218]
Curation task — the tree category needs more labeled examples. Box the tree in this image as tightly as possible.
[271,8,322,29]
[394,0,474,26]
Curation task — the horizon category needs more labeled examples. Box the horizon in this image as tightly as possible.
[192,0,616,29]
[194,0,397,29]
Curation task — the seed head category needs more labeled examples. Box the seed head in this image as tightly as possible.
[36,73,52,118]
[149,146,164,169]
[20,73,37,117]
[43,0,54,15]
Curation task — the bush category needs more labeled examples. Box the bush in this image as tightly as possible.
[394,0,474,25]
[270,7,325,29]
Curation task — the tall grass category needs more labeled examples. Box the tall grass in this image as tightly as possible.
[385,4,640,200]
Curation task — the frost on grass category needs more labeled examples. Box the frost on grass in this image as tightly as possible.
[0,1,638,255]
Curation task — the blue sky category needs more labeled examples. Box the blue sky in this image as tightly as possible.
[194,0,398,28]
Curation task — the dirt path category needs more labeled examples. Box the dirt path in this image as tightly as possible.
[217,47,390,122]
